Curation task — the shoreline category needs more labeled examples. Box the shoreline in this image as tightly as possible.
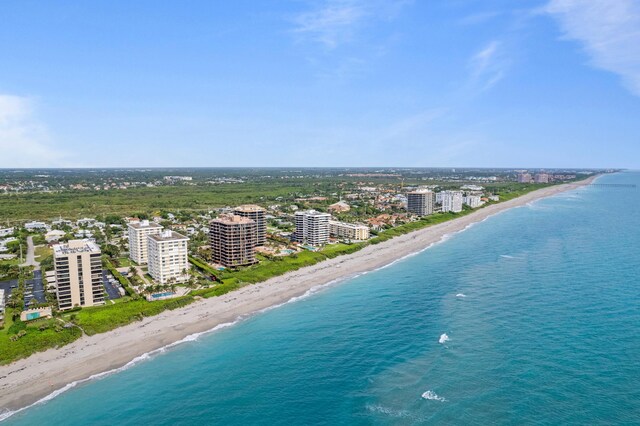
[0,176,598,419]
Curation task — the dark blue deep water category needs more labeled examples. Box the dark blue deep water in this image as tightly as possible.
[4,172,640,425]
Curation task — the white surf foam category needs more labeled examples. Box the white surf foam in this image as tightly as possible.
[365,404,413,418]
[438,333,449,344]
[500,254,514,259]
[421,390,446,402]
[455,293,466,298]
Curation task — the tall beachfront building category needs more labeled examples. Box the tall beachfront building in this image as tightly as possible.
[294,210,331,246]
[329,221,370,241]
[147,230,190,285]
[407,190,435,216]
[464,195,482,208]
[128,220,163,264]
[534,173,550,183]
[441,191,464,213]
[209,214,257,267]
[233,205,266,246]
[517,173,532,183]
[53,239,104,310]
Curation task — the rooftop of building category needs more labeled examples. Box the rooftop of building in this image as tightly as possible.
[234,204,265,213]
[329,220,368,229]
[148,230,189,242]
[211,214,255,226]
[295,209,331,217]
[128,220,163,230]
[53,239,101,256]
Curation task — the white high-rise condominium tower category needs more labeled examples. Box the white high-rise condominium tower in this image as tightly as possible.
[294,210,331,246]
[440,191,464,213]
[53,239,104,310]
[128,220,163,264]
[147,230,190,285]
[464,195,482,208]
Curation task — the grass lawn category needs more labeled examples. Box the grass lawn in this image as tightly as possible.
[114,257,136,268]
[34,245,52,260]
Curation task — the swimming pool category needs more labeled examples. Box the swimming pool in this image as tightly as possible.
[151,292,175,299]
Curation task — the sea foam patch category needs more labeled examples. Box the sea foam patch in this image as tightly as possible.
[421,390,446,402]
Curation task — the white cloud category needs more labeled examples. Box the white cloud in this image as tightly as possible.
[0,95,66,167]
[546,0,640,96]
[459,11,502,26]
[468,40,507,92]
[292,0,410,48]
[293,0,366,48]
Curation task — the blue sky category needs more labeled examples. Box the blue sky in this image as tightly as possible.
[1,0,639,168]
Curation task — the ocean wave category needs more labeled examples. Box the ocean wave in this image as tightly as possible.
[500,254,515,259]
[421,390,446,402]
[365,404,413,418]
[439,333,449,344]
[455,293,466,298]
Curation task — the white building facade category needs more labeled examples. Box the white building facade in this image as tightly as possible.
[147,230,190,285]
[440,191,464,213]
[128,220,163,264]
[329,221,370,241]
[464,195,482,208]
[294,210,331,246]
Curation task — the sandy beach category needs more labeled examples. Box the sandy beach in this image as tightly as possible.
[0,177,597,417]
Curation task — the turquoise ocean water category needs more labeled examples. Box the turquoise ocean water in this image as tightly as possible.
[3,172,639,425]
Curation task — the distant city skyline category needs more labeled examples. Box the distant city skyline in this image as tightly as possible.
[1,0,639,169]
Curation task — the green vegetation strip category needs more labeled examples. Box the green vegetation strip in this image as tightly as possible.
[0,310,83,365]
[72,297,194,336]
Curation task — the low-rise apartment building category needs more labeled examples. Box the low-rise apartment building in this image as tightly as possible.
[329,221,370,241]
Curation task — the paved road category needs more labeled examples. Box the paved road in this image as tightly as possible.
[20,236,39,268]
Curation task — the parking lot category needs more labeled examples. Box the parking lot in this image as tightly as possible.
[0,269,123,308]
[102,270,124,300]
[0,270,47,309]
